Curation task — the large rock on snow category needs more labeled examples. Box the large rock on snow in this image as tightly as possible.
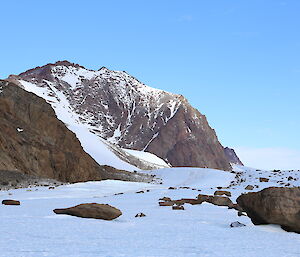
[8,61,233,171]
[2,199,20,205]
[53,203,122,220]
[237,187,300,233]
[0,80,134,183]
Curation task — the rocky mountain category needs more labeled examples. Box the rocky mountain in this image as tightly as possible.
[224,147,244,166]
[8,61,234,171]
[0,80,146,183]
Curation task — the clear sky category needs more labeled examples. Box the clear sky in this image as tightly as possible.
[1,0,299,169]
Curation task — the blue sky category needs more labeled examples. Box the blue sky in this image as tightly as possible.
[1,0,299,169]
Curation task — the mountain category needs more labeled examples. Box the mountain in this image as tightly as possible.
[0,80,146,182]
[7,61,233,171]
[224,147,244,166]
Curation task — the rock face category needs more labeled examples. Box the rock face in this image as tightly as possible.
[53,203,122,220]
[237,187,300,233]
[7,61,232,170]
[224,147,243,166]
[0,80,136,183]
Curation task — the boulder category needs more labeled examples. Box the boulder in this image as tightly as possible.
[230,221,246,228]
[53,203,122,220]
[159,201,174,206]
[206,195,233,207]
[135,213,146,217]
[214,190,231,197]
[259,177,269,182]
[237,187,300,233]
[245,185,254,190]
[172,205,184,210]
[2,199,20,205]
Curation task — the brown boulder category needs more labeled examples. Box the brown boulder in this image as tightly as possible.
[237,187,300,233]
[214,190,231,197]
[135,213,146,217]
[172,205,185,210]
[245,185,254,190]
[206,195,233,207]
[53,203,122,220]
[259,177,269,182]
[2,199,20,205]
[159,201,174,206]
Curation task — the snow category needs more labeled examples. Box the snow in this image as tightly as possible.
[1,167,300,257]
[16,128,24,132]
[122,149,170,168]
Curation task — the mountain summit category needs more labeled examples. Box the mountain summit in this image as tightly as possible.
[8,61,233,171]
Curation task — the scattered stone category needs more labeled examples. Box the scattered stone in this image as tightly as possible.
[237,187,300,233]
[238,211,246,217]
[159,197,171,201]
[230,221,246,228]
[135,213,146,217]
[214,190,231,197]
[53,203,122,220]
[159,201,174,206]
[245,185,254,190]
[48,186,55,189]
[172,205,184,210]
[2,200,20,205]
[259,177,269,182]
[136,191,144,194]
[168,187,177,190]
[179,186,190,189]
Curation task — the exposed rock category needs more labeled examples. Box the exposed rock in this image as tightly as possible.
[206,195,233,207]
[135,213,146,217]
[224,147,243,166]
[214,190,231,197]
[0,81,148,183]
[230,221,246,228]
[245,185,254,190]
[159,201,174,206]
[237,187,300,233]
[259,177,269,182]
[53,203,122,220]
[159,197,172,201]
[136,191,144,194]
[172,205,184,210]
[2,199,20,205]
[168,187,177,190]
[8,61,232,171]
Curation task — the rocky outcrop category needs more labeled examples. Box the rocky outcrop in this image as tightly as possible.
[8,61,232,170]
[237,187,300,233]
[224,147,243,166]
[0,80,141,183]
[53,203,122,220]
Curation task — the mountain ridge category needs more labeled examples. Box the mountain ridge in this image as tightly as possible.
[7,61,236,171]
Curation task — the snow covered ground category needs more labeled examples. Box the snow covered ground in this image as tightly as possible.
[1,166,300,257]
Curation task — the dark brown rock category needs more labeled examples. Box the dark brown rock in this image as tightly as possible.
[172,205,185,210]
[135,213,146,217]
[53,203,122,220]
[259,177,269,182]
[159,201,174,206]
[245,185,254,190]
[2,199,20,205]
[214,190,231,197]
[159,197,172,201]
[206,195,233,207]
[237,187,300,233]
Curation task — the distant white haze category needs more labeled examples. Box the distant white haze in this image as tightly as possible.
[234,147,300,171]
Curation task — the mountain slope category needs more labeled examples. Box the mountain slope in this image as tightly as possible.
[8,61,232,171]
[0,80,146,182]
